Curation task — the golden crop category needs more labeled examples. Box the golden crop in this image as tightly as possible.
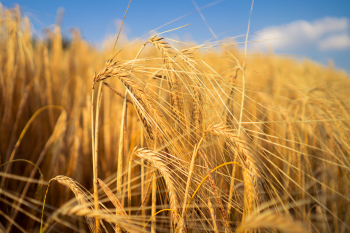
[1,5,350,233]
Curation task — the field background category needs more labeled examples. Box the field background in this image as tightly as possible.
[1,4,350,233]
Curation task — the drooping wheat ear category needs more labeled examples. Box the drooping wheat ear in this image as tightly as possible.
[237,211,308,233]
[103,82,133,104]
[191,84,203,141]
[148,36,184,129]
[176,47,204,141]
[133,148,179,223]
[167,67,184,124]
[308,85,349,118]
[119,76,156,140]
[225,70,238,223]
[118,75,172,140]
[97,179,132,225]
[147,36,174,58]
[96,64,169,141]
[136,171,153,216]
[201,151,230,231]
[178,137,204,233]
[95,64,153,140]
[208,198,219,233]
[67,207,143,233]
[207,123,265,215]
[52,176,96,232]
[225,68,238,127]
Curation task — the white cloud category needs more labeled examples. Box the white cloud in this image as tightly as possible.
[253,17,350,51]
[318,33,350,50]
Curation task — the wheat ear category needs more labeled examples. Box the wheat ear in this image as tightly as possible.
[179,136,205,232]
[52,176,96,232]
[237,211,308,233]
[207,123,265,215]
[208,199,219,233]
[97,179,132,225]
[96,64,153,140]
[148,36,184,130]
[133,148,179,223]
[200,151,230,231]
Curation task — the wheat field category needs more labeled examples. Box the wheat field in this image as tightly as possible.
[1,4,350,233]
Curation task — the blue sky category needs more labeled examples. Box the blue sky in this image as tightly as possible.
[2,0,350,73]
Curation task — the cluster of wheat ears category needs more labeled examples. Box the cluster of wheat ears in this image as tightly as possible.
[1,4,350,233]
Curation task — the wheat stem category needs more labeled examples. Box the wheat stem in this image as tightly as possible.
[93,82,103,232]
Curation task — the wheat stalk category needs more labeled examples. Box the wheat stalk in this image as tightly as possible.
[91,82,103,232]
[151,136,158,233]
